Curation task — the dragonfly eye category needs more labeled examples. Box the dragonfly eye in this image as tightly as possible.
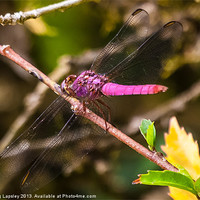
[66,75,77,85]
[61,80,68,93]
[65,89,73,96]
[60,81,75,96]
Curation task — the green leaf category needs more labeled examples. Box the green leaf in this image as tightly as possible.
[139,119,156,150]
[134,170,197,196]
[176,164,193,181]
[139,119,152,137]
[146,122,156,150]
[194,177,200,197]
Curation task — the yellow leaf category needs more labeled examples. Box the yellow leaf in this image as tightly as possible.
[161,117,200,199]
[162,117,200,179]
[169,187,198,200]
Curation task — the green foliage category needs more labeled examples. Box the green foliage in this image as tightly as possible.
[134,165,200,197]
[136,170,197,196]
[194,177,200,197]
[139,119,156,150]
[137,120,200,197]
[177,164,194,181]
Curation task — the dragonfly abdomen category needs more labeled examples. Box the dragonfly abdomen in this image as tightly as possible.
[101,83,168,96]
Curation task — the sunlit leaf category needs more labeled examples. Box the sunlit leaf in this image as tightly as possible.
[194,177,200,197]
[161,117,200,199]
[161,117,200,180]
[176,164,193,181]
[146,122,156,150]
[169,187,198,200]
[139,119,156,150]
[133,170,197,196]
[139,119,152,137]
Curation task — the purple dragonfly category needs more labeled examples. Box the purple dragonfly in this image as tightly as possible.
[0,9,182,193]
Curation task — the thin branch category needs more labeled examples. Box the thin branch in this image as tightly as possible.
[0,45,178,172]
[0,0,98,26]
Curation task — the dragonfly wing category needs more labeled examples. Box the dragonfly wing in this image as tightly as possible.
[0,96,72,179]
[107,21,183,84]
[21,113,105,193]
[90,9,149,75]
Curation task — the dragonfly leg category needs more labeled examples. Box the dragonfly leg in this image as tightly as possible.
[83,100,87,112]
[91,100,109,132]
[96,99,111,123]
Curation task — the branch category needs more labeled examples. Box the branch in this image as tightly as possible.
[0,45,178,172]
[0,0,98,26]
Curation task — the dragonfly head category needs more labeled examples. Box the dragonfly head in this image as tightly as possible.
[61,75,77,96]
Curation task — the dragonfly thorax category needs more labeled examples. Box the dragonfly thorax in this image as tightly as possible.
[61,70,108,101]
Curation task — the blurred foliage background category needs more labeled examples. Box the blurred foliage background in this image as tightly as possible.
[0,0,200,199]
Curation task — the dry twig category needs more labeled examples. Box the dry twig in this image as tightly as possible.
[0,0,98,26]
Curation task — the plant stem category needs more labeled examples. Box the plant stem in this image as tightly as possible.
[0,0,98,25]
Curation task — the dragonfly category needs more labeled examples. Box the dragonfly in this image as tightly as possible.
[0,9,182,193]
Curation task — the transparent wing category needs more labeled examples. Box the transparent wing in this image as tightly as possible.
[107,21,183,84]
[21,110,105,193]
[0,96,73,179]
[90,9,150,75]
